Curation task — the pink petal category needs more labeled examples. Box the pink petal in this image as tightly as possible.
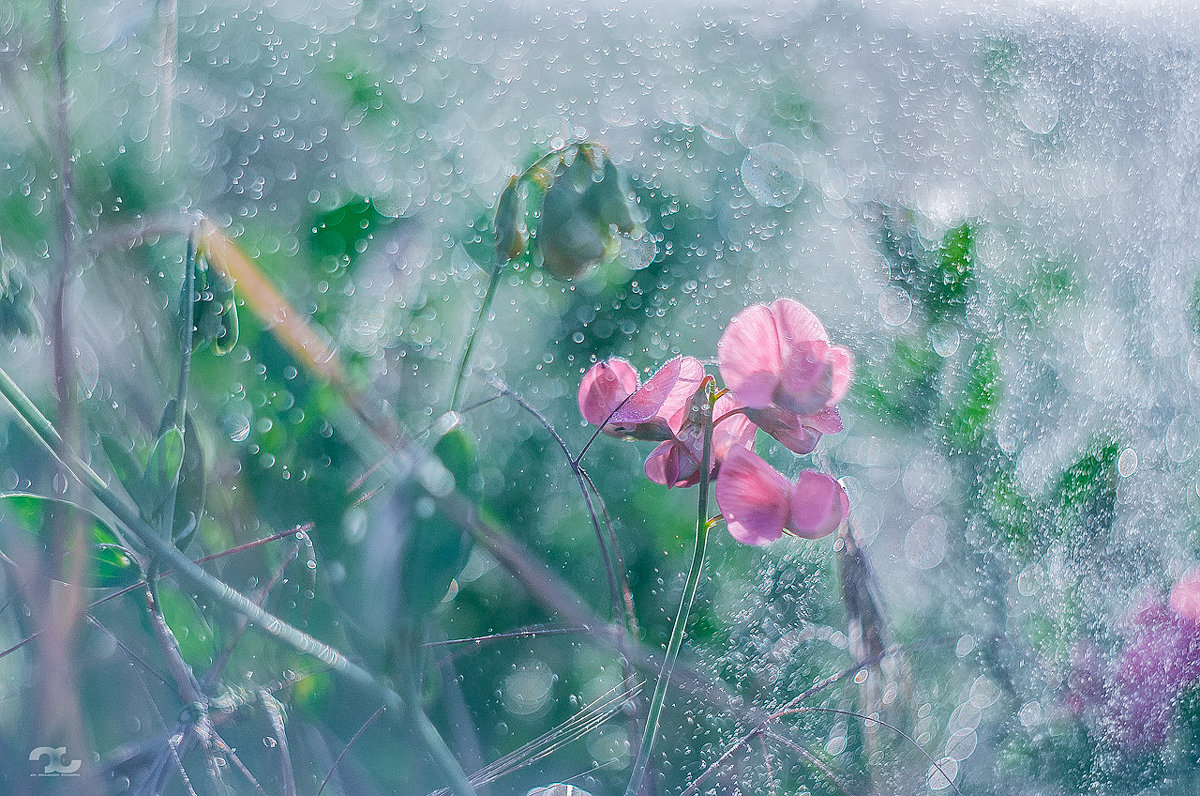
[775,339,835,415]
[611,356,704,426]
[746,407,821,455]
[718,304,783,409]
[644,439,701,488]
[805,406,844,435]
[715,447,792,546]
[660,356,707,418]
[788,471,849,539]
[578,358,639,426]
[712,393,757,461]
[1170,566,1200,626]
[643,441,680,486]
[771,298,828,345]
[828,345,854,404]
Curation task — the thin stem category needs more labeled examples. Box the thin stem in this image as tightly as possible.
[316,704,386,796]
[175,234,197,427]
[449,260,503,411]
[494,382,630,633]
[153,0,179,167]
[48,0,77,413]
[761,729,857,796]
[625,394,715,796]
[400,631,478,796]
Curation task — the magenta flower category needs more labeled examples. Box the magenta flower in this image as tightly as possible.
[1104,595,1200,751]
[578,356,705,442]
[714,446,849,546]
[644,392,756,488]
[718,298,853,454]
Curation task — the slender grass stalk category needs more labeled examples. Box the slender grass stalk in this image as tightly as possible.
[0,364,479,796]
[624,393,715,796]
[449,259,503,411]
[174,234,197,427]
[401,630,479,796]
[316,704,387,796]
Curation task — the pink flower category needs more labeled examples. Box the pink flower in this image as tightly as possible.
[714,446,849,546]
[644,391,756,488]
[718,299,853,454]
[744,405,844,456]
[1105,595,1200,751]
[578,356,705,442]
[1082,587,1200,752]
[1169,565,1200,627]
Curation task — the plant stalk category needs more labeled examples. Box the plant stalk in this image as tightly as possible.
[624,395,715,796]
[450,259,503,412]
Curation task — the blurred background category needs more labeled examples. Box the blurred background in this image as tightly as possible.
[2,0,1200,793]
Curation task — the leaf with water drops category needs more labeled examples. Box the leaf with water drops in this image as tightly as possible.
[0,494,138,588]
[191,250,239,356]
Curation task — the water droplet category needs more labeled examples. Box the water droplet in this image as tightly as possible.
[1117,447,1137,477]
[226,413,251,443]
[740,143,803,207]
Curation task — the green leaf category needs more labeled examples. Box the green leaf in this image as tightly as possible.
[155,587,218,666]
[191,253,239,356]
[400,425,480,622]
[976,458,1038,559]
[144,425,185,522]
[853,334,942,427]
[100,434,151,507]
[934,222,975,312]
[432,424,483,501]
[1050,436,1119,544]
[942,341,1002,449]
[0,494,139,587]
[494,176,528,262]
[172,411,207,552]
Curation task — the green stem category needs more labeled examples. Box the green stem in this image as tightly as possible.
[174,234,197,428]
[157,235,198,546]
[401,631,478,796]
[625,397,715,796]
[0,364,478,796]
[449,259,502,412]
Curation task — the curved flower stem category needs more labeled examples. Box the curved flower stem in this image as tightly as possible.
[625,394,715,796]
[450,259,503,412]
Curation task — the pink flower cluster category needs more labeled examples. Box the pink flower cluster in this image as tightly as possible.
[577,299,854,546]
[1068,566,1200,751]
